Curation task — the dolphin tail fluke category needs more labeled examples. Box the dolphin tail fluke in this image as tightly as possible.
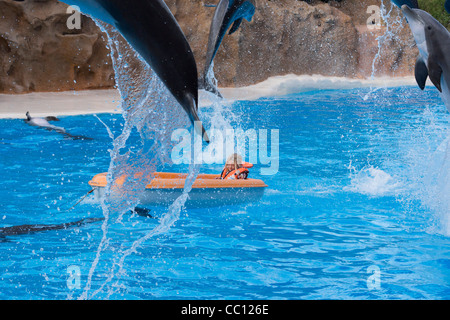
[187,94,210,143]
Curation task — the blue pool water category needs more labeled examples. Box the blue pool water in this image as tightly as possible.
[0,85,450,300]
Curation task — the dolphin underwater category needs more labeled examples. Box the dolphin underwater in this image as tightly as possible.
[391,0,419,9]
[402,5,450,113]
[199,0,256,98]
[25,112,66,134]
[446,0,450,14]
[0,208,152,238]
[57,0,209,142]
[0,218,104,237]
[25,112,92,140]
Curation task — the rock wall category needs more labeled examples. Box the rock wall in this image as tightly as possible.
[0,0,114,93]
[0,0,418,93]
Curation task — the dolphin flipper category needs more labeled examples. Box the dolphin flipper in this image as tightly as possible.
[428,58,443,92]
[415,57,429,90]
[228,18,243,35]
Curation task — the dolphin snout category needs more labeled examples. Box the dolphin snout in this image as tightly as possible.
[401,4,425,25]
[401,4,412,14]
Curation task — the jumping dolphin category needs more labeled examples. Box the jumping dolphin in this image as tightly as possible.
[402,5,450,113]
[57,0,209,142]
[391,0,419,9]
[199,0,256,98]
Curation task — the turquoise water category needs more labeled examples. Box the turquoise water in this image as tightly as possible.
[0,86,450,300]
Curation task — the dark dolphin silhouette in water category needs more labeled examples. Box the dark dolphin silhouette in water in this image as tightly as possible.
[57,0,209,142]
[446,0,450,14]
[0,218,104,237]
[25,112,92,140]
[401,5,450,113]
[0,208,152,238]
[199,0,256,98]
[391,0,419,9]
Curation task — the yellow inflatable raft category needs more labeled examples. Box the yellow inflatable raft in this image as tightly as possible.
[88,172,268,208]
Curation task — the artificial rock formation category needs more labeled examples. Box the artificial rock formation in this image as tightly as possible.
[0,0,114,93]
[0,0,418,93]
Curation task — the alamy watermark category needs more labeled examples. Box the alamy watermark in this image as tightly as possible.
[66,5,82,30]
[67,265,81,290]
[367,265,381,290]
[367,5,382,30]
[171,122,279,176]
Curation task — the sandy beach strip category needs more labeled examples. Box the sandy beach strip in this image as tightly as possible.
[0,75,417,119]
[0,89,122,119]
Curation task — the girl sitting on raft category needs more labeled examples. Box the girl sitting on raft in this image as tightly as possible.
[219,153,252,180]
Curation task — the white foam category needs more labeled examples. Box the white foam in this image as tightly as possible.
[201,74,417,105]
[344,165,402,197]
[0,74,417,118]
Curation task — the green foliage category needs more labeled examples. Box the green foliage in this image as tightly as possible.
[418,0,450,28]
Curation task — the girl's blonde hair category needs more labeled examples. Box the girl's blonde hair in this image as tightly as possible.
[226,153,243,171]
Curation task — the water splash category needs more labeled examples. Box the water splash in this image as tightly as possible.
[78,19,249,299]
[370,1,394,81]
[364,0,406,100]
[206,60,219,93]
[199,61,250,165]
[361,2,450,235]
[345,164,402,197]
[79,22,200,300]
[421,138,450,233]
[396,106,450,235]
